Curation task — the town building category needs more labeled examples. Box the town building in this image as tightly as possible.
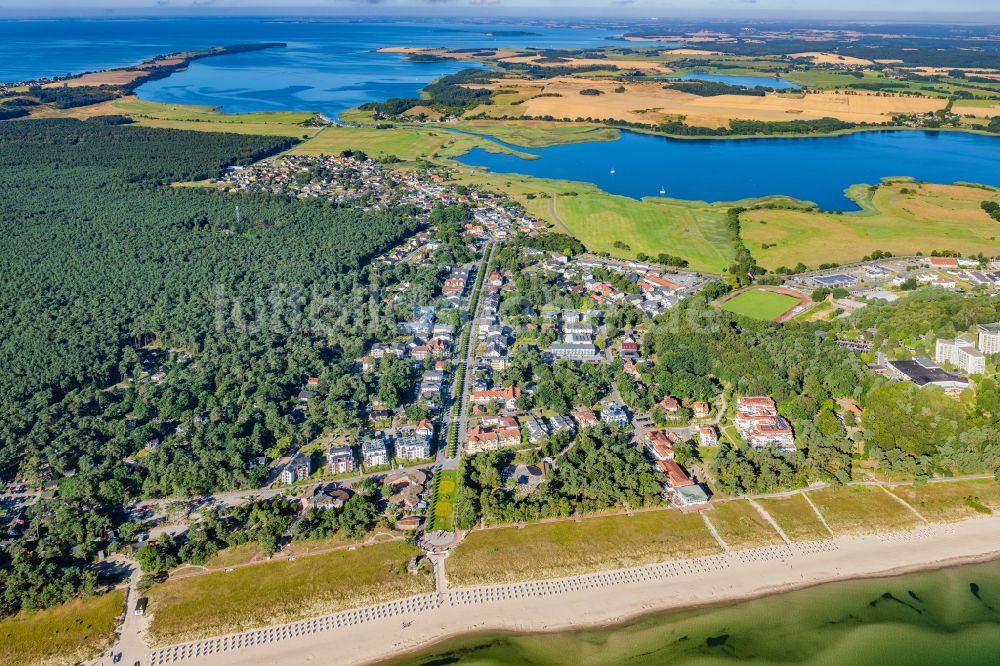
[600,403,629,427]
[361,436,390,468]
[698,426,719,447]
[571,407,599,429]
[734,396,795,451]
[886,358,970,392]
[470,385,521,409]
[280,452,311,484]
[326,446,355,475]
[396,433,432,460]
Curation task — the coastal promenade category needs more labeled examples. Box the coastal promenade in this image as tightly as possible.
[146,516,999,666]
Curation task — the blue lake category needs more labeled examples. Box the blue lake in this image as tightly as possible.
[0,18,631,119]
[455,129,1000,209]
[673,71,800,89]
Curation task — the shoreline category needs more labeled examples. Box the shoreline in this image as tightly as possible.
[156,516,1000,666]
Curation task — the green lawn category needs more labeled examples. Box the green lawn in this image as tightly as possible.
[721,289,801,321]
[428,469,458,532]
[148,541,431,645]
[743,181,1000,271]
[450,120,620,148]
[447,509,721,587]
[0,590,124,666]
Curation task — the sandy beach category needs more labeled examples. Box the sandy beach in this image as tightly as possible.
[148,516,1000,666]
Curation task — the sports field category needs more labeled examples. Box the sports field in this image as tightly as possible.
[147,540,431,645]
[721,289,801,321]
[446,509,721,587]
[427,469,457,532]
[742,181,1000,271]
[0,590,124,666]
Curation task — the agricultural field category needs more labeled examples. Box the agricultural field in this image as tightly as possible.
[889,479,1000,523]
[721,288,802,321]
[806,486,921,536]
[742,181,1000,271]
[0,590,124,666]
[427,469,458,532]
[756,495,832,542]
[446,509,721,587]
[706,500,784,550]
[147,541,431,645]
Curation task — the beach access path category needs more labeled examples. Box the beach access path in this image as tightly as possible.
[147,515,1000,666]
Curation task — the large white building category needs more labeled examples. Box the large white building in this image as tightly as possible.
[935,337,987,375]
[979,323,1000,355]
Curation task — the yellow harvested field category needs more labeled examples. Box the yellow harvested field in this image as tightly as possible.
[662,48,725,55]
[447,510,721,587]
[507,78,945,127]
[953,101,1000,118]
[790,51,875,66]
[743,182,1000,271]
[499,55,673,73]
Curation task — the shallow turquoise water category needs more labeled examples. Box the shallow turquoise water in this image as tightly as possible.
[385,558,1000,666]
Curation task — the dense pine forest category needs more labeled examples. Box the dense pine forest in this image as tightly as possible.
[0,120,420,617]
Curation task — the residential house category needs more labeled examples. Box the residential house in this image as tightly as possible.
[935,336,987,375]
[645,430,675,461]
[692,402,711,418]
[572,408,599,429]
[698,426,718,447]
[470,385,521,409]
[549,415,576,436]
[734,396,795,451]
[396,433,432,460]
[523,417,551,443]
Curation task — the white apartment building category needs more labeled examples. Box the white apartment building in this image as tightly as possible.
[979,323,1000,355]
[935,337,987,375]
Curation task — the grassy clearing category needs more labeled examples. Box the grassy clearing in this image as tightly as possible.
[889,479,1000,523]
[450,120,620,148]
[447,509,721,587]
[0,590,124,666]
[721,289,801,321]
[756,495,831,542]
[148,541,431,645]
[291,125,532,160]
[707,500,784,550]
[807,486,921,536]
[743,181,1000,271]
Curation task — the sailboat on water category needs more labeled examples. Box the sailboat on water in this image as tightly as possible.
[610,167,616,175]
[659,185,666,195]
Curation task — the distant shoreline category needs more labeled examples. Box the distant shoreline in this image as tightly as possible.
[160,516,1000,666]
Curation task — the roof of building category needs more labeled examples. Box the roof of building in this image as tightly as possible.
[888,360,970,388]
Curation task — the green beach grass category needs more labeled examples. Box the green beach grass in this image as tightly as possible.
[0,590,124,666]
[706,500,784,550]
[446,509,721,587]
[721,289,801,321]
[148,540,431,646]
[757,495,832,542]
[807,486,921,536]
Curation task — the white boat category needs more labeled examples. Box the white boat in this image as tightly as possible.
[610,167,616,175]
[659,186,666,195]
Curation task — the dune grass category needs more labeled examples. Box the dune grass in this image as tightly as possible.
[742,181,1000,271]
[447,509,721,587]
[0,590,124,666]
[721,289,801,321]
[888,479,1000,523]
[756,495,832,542]
[807,486,921,536]
[148,540,430,646]
[706,500,784,550]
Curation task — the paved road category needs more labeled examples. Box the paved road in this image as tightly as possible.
[453,241,496,458]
